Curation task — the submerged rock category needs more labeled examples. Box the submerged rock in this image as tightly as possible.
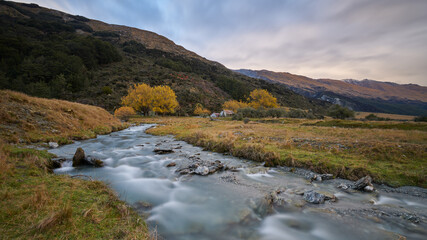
[166,162,176,167]
[86,156,104,167]
[153,148,174,154]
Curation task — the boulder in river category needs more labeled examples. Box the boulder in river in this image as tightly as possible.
[72,147,86,166]
[176,159,225,176]
[153,148,174,154]
[72,148,104,167]
[303,190,326,204]
[352,175,375,192]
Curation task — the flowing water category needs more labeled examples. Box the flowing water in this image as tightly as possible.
[50,125,427,240]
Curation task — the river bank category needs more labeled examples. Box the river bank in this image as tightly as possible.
[133,117,427,188]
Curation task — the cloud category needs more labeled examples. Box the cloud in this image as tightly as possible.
[17,0,427,85]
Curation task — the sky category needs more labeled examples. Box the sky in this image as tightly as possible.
[18,0,427,86]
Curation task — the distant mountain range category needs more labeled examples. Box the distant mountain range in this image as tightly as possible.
[236,69,427,116]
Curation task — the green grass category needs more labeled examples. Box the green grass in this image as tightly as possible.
[0,145,150,239]
[304,119,427,131]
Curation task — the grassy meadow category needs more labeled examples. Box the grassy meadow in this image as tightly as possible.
[134,117,427,188]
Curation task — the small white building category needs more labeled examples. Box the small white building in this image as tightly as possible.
[220,110,234,117]
[210,113,220,118]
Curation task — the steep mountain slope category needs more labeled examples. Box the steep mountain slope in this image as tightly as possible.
[236,69,427,116]
[0,1,330,114]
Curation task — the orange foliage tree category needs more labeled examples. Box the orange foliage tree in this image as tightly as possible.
[114,106,136,120]
[248,89,278,109]
[222,100,248,112]
[122,83,179,115]
[193,103,210,116]
[121,83,153,115]
[151,85,179,114]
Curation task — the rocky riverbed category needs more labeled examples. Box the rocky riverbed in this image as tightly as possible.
[50,125,427,240]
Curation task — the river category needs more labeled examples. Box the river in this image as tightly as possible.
[49,125,427,240]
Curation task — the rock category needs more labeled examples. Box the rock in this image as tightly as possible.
[303,190,325,204]
[72,147,86,166]
[337,183,350,190]
[352,175,374,191]
[49,157,65,169]
[48,141,59,148]
[364,185,374,192]
[92,158,104,167]
[86,156,104,167]
[166,162,176,167]
[195,166,209,176]
[307,173,334,182]
[134,201,152,211]
[320,174,334,181]
[317,191,337,202]
[153,148,174,154]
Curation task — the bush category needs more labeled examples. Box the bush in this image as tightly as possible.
[327,105,355,119]
[232,113,243,121]
[414,116,427,122]
[243,118,250,124]
[102,86,113,95]
[114,107,135,121]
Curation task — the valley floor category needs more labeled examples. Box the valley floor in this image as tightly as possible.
[134,117,427,188]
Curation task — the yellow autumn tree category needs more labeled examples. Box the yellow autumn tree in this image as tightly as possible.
[151,85,179,114]
[248,89,278,109]
[222,100,248,112]
[121,83,153,115]
[114,106,136,121]
[194,103,210,116]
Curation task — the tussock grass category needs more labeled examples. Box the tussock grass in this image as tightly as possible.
[135,117,426,187]
[0,90,127,144]
[0,142,150,239]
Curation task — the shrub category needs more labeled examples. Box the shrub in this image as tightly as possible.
[102,86,113,95]
[414,116,427,122]
[114,107,135,121]
[243,118,250,124]
[327,105,355,119]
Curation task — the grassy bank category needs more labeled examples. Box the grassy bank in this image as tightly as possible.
[0,143,149,239]
[0,91,150,239]
[0,90,127,144]
[134,117,426,188]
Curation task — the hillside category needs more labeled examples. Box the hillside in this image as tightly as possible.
[236,69,427,116]
[0,90,125,144]
[0,1,330,114]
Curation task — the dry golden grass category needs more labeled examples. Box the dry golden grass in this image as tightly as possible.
[0,90,126,144]
[135,117,426,187]
[356,112,416,121]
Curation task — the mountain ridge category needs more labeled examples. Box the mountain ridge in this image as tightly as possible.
[236,69,427,115]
